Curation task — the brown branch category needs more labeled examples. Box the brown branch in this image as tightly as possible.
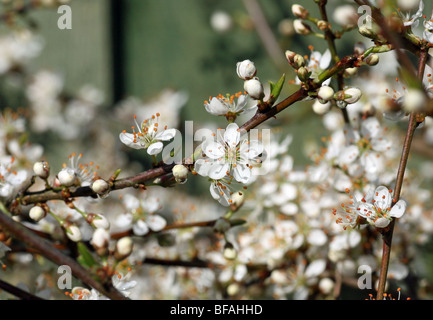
[376,49,428,300]
[0,279,44,300]
[0,208,128,300]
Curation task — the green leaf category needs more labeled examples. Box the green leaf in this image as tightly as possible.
[269,73,286,103]
[77,242,97,268]
[229,219,247,227]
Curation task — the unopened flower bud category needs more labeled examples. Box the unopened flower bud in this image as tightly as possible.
[297,66,310,82]
[172,164,189,184]
[317,86,335,102]
[91,228,110,254]
[236,59,257,80]
[115,236,133,260]
[285,50,296,63]
[230,191,245,211]
[58,167,76,187]
[403,89,426,112]
[33,161,50,179]
[223,242,237,260]
[91,179,110,195]
[358,26,377,39]
[343,87,362,104]
[319,278,334,295]
[64,223,82,242]
[29,205,46,222]
[227,283,240,296]
[312,100,331,115]
[87,213,110,230]
[365,54,379,66]
[293,19,311,35]
[291,4,309,19]
[244,77,264,100]
[343,67,358,78]
[293,54,305,68]
[317,20,328,31]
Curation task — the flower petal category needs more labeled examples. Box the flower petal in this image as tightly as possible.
[374,217,391,228]
[373,186,392,211]
[119,132,143,149]
[233,164,251,183]
[209,163,230,180]
[205,97,228,115]
[155,128,176,141]
[204,141,225,160]
[146,215,167,231]
[389,199,407,219]
[132,219,149,236]
[147,141,164,155]
[224,123,240,147]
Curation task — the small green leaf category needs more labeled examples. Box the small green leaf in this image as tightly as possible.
[270,73,286,102]
[229,219,247,227]
[77,242,97,268]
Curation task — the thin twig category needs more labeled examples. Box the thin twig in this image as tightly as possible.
[0,279,44,300]
[241,0,287,71]
[376,49,428,300]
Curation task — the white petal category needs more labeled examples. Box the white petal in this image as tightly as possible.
[205,98,228,115]
[224,123,240,147]
[208,163,230,180]
[155,128,176,141]
[389,199,407,218]
[204,141,225,159]
[119,132,143,149]
[373,186,392,211]
[337,145,359,165]
[304,259,326,278]
[146,215,167,231]
[132,219,149,236]
[319,49,332,69]
[193,158,211,177]
[233,164,251,183]
[147,141,164,155]
[374,217,391,228]
[360,117,380,139]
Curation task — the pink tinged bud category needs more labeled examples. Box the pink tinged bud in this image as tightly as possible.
[297,66,310,82]
[236,59,257,80]
[365,54,379,66]
[88,213,110,230]
[293,19,311,35]
[291,4,309,19]
[285,50,296,63]
[58,167,76,187]
[243,77,264,100]
[29,205,46,222]
[33,161,50,179]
